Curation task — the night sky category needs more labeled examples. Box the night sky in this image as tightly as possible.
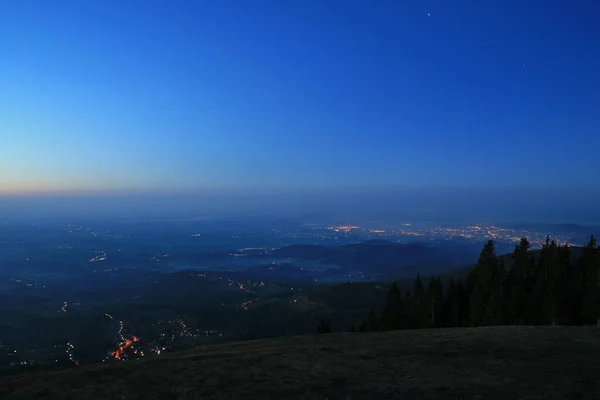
[1,0,599,195]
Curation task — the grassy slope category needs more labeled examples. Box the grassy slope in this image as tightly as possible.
[2,326,600,399]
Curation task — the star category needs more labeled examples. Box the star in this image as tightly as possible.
[427,13,431,16]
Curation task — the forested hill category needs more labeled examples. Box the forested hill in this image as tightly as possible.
[350,235,600,332]
[273,240,475,278]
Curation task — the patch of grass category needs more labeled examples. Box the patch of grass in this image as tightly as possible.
[2,327,600,399]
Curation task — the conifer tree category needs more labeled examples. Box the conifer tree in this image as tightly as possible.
[442,278,469,327]
[380,282,403,330]
[469,240,502,326]
[426,276,444,327]
[317,318,331,334]
[504,238,532,324]
[456,278,469,327]
[532,237,561,325]
[443,278,460,327]
[413,274,424,297]
[595,248,600,326]
[367,309,379,332]
[411,274,427,327]
[486,255,505,325]
[403,288,413,328]
[554,241,574,325]
[581,235,599,324]
[557,243,578,324]
[358,319,368,332]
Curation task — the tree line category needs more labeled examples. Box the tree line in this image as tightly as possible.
[340,235,600,333]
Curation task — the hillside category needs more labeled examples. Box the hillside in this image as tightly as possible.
[2,326,600,399]
[273,241,475,279]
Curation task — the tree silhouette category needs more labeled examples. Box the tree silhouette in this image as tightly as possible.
[503,238,533,324]
[353,235,600,332]
[469,240,502,326]
[581,235,599,325]
[380,282,403,330]
[426,276,443,327]
[444,278,468,327]
[317,318,331,334]
[366,309,379,332]
[411,274,428,327]
[531,237,561,325]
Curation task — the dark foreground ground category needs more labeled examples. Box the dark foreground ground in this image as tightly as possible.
[2,326,600,399]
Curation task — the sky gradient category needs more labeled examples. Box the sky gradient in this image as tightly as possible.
[1,0,599,195]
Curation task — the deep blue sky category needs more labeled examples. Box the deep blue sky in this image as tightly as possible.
[1,0,599,195]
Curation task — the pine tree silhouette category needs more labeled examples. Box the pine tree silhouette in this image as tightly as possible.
[354,234,599,331]
[317,318,331,334]
[380,282,402,330]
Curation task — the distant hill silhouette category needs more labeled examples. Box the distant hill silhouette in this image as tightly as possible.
[274,241,474,278]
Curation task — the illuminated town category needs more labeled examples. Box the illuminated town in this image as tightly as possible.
[316,223,576,249]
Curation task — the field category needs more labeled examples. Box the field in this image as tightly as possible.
[1,326,599,399]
